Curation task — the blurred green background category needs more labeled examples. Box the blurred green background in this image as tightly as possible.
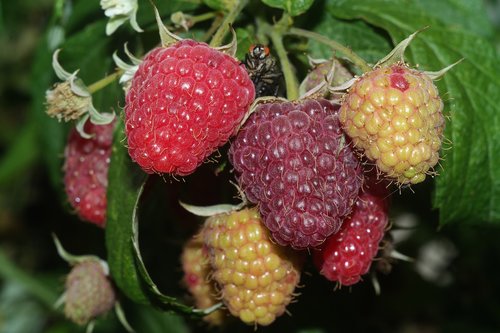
[1,0,500,332]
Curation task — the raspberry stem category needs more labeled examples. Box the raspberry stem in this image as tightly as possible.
[87,70,123,94]
[260,13,299,100]
[176,11,218,27]
[287,27,372,73]
[209,0,248,47]
[269,29,299,100]
[202,14,224,42]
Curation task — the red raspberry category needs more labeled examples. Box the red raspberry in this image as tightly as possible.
[63,120,115,227]
[125,40,255,176]
[313,191,389,286]
[229,99,362,249]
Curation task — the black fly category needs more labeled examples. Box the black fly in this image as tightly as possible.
[243,44,284,98]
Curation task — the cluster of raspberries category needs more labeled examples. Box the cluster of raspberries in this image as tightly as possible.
[60,36,445,327]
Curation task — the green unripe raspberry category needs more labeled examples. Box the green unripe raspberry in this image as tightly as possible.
[64,260,116,326]
[202,208,302,326]
[340,64,444,184]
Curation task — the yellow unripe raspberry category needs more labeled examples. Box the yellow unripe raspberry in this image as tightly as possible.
[181,236,224,325]
[340,64,445,184]
[202,208,302,326]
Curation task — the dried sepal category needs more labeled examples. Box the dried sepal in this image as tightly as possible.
[113,43,142,92]
[46,49,115,137]
[214,26,238,58]
[154,4,183,47]
[424,58,464,80]
[375,27,429,68]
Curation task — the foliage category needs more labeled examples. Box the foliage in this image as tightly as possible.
[0,0,500,332]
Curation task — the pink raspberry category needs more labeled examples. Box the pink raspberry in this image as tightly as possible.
[229,99,362,249]
[180,236,225,325]
[125,40,255,176]
[63,120,115,227]
[313,191,389,286]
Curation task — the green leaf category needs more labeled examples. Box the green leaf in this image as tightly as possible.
[0,249,59,308]
[31,31,67,190]
[203,0,233,11]
[133,305,188,333]
[137,0,200,28]
[105,119,149,304]
[328,0,500,225]
[58,21,111,85]
[106,121,217,315]
[0,122,39,187]
[235,27,253,60]
[262,0,314,16]
[131,237,212,316]
[309,14,392,65]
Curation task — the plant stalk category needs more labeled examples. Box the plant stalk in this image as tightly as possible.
[288,27,372,73]
[269,29,299,100]
[209,0,248,47]
[202,13,224,43]
[87,70,123,94]
[190,11,218,25]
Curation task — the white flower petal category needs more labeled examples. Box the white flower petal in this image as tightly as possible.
[105,16,128,36]
[101,0,142,35]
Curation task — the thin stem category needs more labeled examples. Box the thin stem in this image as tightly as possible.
[190,11,217,25]
[260,13,299,100]
[87,70,123,94]
[202,13,224,43]
[209,0,248,47]
[0,249,59,308]
[288,27,372,73]
[269,29,299,100]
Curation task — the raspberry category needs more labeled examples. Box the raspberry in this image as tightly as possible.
[181,236,224,325]
[125,39,255,176]
[63,120,115,227]
[313,191,389,286]
[64,260,116,325]
[339,64,444,184]
[202,208,302,326]
[229,99,363,249]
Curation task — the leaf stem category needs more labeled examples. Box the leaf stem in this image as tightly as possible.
[287,27,372,73]
[209,0,248,47]
[87,70,123,94]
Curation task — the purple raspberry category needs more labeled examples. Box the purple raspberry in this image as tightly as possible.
[229,99,363,249]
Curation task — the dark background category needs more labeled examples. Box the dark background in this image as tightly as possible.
[1,0,500,332]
